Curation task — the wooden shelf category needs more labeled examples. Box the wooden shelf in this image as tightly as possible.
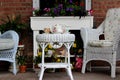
[45,55,75,57]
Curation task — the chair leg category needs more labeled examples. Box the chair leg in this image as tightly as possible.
[111,58,116,78]
[111,64,116,78]
[13,62,17,75]
[111,52,116,78]
[87,62,92,72]
[81,61,87,74]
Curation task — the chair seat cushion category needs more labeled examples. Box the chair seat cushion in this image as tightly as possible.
[88,40,113,47]
[0,39,15,50]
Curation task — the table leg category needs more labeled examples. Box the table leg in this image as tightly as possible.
[66,66,74,80]
[64,42,74,80]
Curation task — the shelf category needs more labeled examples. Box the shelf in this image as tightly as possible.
[38,63,71,68]
[18,44,24,48]
[45,55,75,57]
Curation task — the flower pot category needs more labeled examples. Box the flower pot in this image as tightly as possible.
[19,65,27,73]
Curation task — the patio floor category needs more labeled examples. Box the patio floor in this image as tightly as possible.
[0,68,120,80]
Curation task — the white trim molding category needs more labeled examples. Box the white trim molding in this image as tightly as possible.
[86,0,91,10]
[33,0,40,9]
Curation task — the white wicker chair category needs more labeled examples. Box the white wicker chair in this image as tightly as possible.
[80,8,120,78]
[0,30,19,75]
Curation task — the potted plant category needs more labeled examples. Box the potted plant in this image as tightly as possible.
[33,56,41,69]
[16,55,27,73]
[33,50,42,74]
[0,14,27,32]
[33,48,42,68]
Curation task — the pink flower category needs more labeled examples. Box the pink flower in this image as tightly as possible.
[32,8,35,11]
[88,9,93,16]
[44,8,50,12]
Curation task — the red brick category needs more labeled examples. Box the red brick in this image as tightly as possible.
[92,0,120,27]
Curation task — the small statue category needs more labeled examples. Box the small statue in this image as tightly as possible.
[44,27,51,33]
[51,24,66,34]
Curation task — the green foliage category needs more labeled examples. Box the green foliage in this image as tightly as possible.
[33,0,88,17]
[33,9,42,16]
[0,14,27,33]
[17,55,27,66]
[33,56,41,65]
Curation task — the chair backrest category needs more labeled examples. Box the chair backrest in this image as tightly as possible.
[104,8,120,41]
[0,30,19,50]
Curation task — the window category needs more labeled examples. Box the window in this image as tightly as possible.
[33,0,91,10]
[40,0,85,10]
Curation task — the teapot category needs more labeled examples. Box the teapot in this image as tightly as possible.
[51,24,67,34]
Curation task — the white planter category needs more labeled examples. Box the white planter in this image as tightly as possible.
[31,16,93,31]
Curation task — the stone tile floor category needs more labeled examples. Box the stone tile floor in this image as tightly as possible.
[0,68,120,80]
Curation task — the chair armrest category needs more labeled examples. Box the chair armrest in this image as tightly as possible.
[80,27,103,48]
[80,21,105,48]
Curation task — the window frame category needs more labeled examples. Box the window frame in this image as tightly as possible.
[33,0,91,11]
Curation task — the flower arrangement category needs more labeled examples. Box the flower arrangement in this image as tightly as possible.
[33,0,89,17]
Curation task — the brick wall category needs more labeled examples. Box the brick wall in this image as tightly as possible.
[92,0,120,27]
[0,0,32,23]
[0,0,120,68]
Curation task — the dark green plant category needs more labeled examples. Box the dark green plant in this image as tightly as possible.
[0,14,27,33]
[33,0,88,17]
[33,9,42,16]
[34,56,41,65]
[17,55,27,66]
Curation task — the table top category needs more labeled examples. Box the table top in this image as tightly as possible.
[36,33,75,43]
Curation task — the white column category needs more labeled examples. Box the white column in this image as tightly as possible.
[33,0,40,9]
[86,0,91,10]
[33,31,39,57]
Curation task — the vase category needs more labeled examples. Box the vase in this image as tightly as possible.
[19,65,27,73]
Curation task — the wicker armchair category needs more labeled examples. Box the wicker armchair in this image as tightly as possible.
[0,30,19,75]
[80,8,120,78]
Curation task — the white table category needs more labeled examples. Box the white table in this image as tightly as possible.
[36,34,75,80]
[30,16,93,80]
